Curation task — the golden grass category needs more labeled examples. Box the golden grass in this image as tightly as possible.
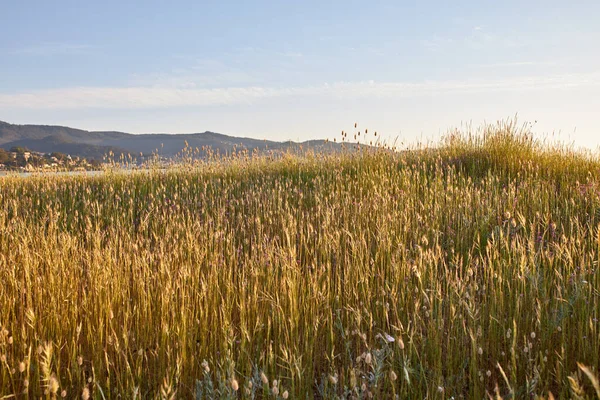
[0,120,599,398]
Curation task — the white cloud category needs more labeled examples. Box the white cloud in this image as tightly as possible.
[420,36,455,50]
[277,51,303,58]
[471,61,540,68]
[0,86,281,109]
[1,72,599,110]
[13,43,94,56]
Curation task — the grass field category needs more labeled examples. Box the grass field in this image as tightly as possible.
[1,120,599,399]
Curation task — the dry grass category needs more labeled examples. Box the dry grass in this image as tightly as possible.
[0,120,599,399]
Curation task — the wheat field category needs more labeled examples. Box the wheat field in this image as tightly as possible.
[1,121,599,399]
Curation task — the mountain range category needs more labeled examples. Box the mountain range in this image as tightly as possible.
[0,120,341,160]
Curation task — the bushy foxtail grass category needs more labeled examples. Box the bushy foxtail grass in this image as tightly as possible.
[0,121,599,398]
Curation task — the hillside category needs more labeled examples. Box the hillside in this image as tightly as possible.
[0,120,341,160]
[1,123,599,398]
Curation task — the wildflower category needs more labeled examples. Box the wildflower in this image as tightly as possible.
[82,387,90,400]
[19,362,26,373]
[530,332,536,339]
[201,360,210,373]
[486,370,491,377]
[390,370,398,381]
[398,338,405,350]
[282,390,289,399]
[260,372,268,385]
[61,390,67,398]
[477,347,483,355]
[364,352,372,365]
[376,332,395,343]
[437,386,444,393]
[272,386,279,395]
[78,356,84,366]
[329,374,338,385]
[231,378,239,391]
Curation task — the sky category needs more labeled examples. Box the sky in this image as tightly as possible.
[1,1,599,149]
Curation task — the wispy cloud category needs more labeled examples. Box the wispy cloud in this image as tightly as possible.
[420,36,454,51]
[1,72,599,110]
[129,68,255,89]
[422,26,524,53]
[0,86,280,109]
[470,61,559,68]
[13,43,94,56]
[277,51,303,58]
[128,55,295,89]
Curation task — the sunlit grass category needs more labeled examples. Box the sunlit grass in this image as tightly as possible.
[0,120,599,398]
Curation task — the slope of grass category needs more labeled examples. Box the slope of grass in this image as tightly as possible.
[0,121,599,398]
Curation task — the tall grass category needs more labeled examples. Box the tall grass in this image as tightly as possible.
[0,120,599,398]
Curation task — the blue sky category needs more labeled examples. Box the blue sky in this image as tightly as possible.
[1,1,599,148]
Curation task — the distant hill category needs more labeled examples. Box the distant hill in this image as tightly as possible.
[0,120,342,160]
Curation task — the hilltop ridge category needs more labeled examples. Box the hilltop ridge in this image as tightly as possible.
[0,120,340,160]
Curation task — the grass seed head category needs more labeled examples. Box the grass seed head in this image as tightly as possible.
[49,375,59,394]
